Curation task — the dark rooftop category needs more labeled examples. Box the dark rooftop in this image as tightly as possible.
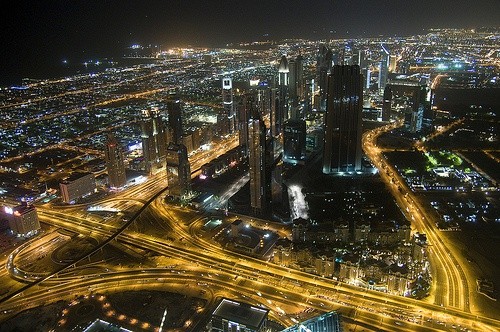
[212,298,268,330]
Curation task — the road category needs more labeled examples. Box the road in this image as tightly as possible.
[362,120,471,312]
[0,121,498,331]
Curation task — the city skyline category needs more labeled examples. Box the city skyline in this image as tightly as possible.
[1,0,500,84]
[0,4,498,330]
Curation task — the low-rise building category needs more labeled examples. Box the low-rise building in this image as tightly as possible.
[59,172,96,204]
[1,202,40,237]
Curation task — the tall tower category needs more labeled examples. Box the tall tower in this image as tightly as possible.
[248,104,267,215]
[167,95,183,144]
[404,86,425,133]
[323,65,363,174]
[382,85,392,122]
[166,143,191,198]
[295,54,304,101]
[104,133,127,188]
[277,55,289,132]
[317,45,333,112]
[289,55,304,117]
[141,107,168,174]
[283,119,306,164]
[378,45,390,90]
[221,77,235,134]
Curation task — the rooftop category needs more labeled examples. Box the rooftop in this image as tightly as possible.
[212,298,268,330]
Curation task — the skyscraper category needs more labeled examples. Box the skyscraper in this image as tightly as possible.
[404,86,425,133]
[382,85,392,122]
[283,119,306,164]
[141,107,168,174]
[104,133,127,188]
[378,45,390,90]
[288,54,304,119]
[323,65,363,174]
[277,55,289,132]
[166,96,183,144]
[295,54,304,101]
[248,104,267,215]
[317,45,333,112]
[238,93,252,149]
[221,77,235,135]
[166,143,191,198]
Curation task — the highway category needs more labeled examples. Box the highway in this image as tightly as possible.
[2,192,499,331]
[0,121,498,331]
[362,121,471,312]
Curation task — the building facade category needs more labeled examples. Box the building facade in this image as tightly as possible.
[59,172,96,204]
[322,65,363,173]
[1,203,40,237]
[248,105,267,215]
[166,143,191,198]
[140,107,168,174]
[104,133,127,188]
[283,119,306,164]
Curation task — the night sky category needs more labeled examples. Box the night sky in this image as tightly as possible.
[1,0,499,84]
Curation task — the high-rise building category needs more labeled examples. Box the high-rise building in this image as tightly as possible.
[165,143,191,198]
[404,86,425,133]
[277,55,289,131]
[207,298,269,332]
[389,54,398,72]
[104,133,127,188]
[288,57,297,106]
[382,85,392,122]
[295,54,304,100]
[357,49,367,69]
[323,65,363,173]
[166,143,191,198]
[166,95,183,144]
[1,202,40,238]
[288,54,304,119]
[365,68,371,90]
[283,119,306,164]
[141,107,168,174]
[220,77,235,135]
[238,94,252,149]
[317,45,333,112]
[248,104,267,214]
[378,45,390,90]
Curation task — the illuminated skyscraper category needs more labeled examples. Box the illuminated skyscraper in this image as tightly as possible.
[382,85,392,122]
[248,104,267,215]
[166,95,183,144]
[141,107,168,174]
[317,45,333,112]
[277,55,289,132]
[389,54,398,72]
[288,54,304,118]
[378,45,390,90]
[166,143,191,198]
[323,65,363,173]
[404,86,425,133]
[220,77,235,135]
[104,133,127,188]
[295,54,304,100]
[283,119,306,164]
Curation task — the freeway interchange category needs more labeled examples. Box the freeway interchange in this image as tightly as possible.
[0,125,499,331]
